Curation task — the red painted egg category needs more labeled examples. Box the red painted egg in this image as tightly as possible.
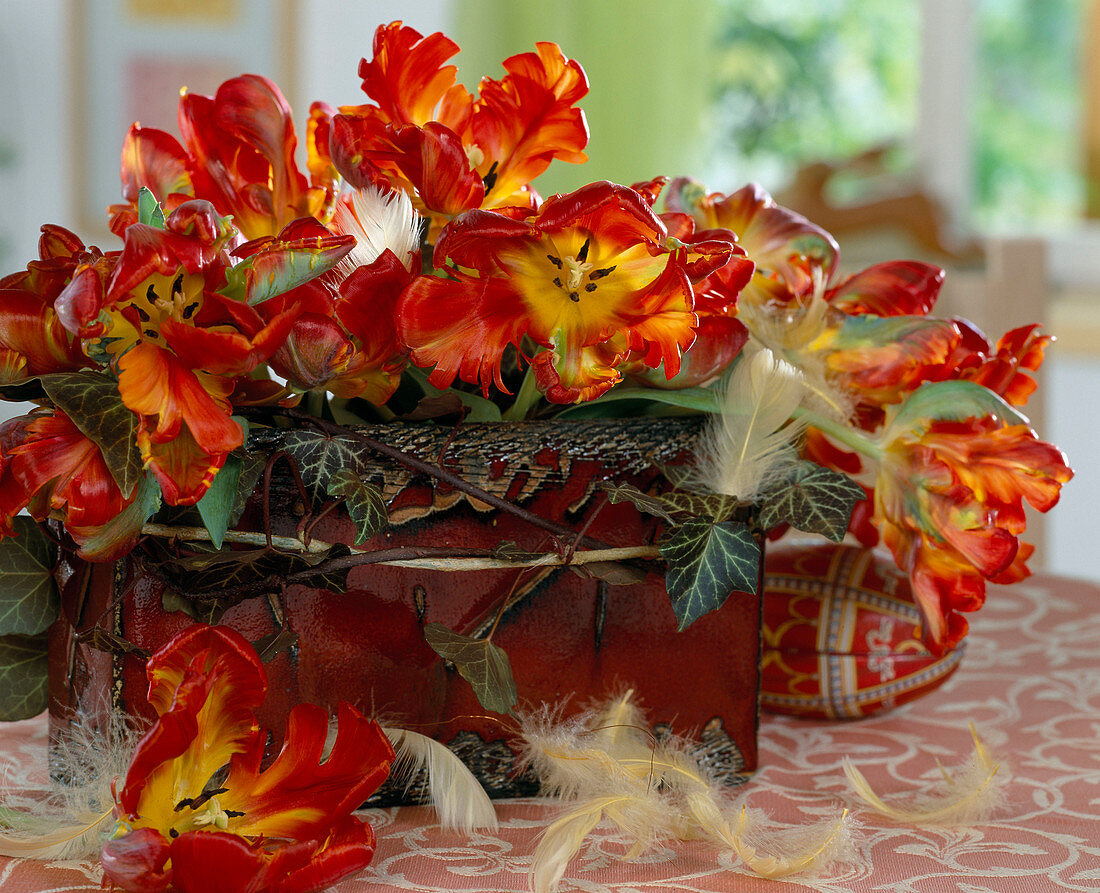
[761,542,965,719]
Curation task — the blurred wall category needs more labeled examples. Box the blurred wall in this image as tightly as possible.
[454,0,721,197]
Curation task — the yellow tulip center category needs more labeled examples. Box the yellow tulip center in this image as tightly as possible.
[545,238,616,303]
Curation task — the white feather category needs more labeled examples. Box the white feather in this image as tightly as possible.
[0,709,138,861]
[332,185,421,274]
[693,346,807,501]
[0,813,115,860]
[521,692,856,891]
[382,727,497,833]
[843,723,1006,825]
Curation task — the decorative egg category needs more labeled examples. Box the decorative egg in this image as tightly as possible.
[760,542,965,720]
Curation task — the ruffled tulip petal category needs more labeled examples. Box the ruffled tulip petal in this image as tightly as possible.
[827,261,945,317]
[100,827,172,893]
[0,411,133,539]
[221,702,393,840]
[874,382,1073,652]
[118,625,267,828]
[106,626,393,892]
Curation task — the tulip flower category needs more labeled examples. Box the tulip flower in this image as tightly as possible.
[101,625,394,893]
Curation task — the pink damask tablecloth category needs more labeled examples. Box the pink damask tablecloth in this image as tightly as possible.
[3,573,1100,892]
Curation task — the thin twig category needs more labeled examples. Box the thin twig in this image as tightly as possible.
[277,409,614,550]
[140,523,658,571]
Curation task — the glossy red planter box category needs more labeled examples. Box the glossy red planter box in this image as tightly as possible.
[49,419,761,799]
[760,542,965,719]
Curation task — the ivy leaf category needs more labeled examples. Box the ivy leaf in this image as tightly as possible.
[278,430,370,505]
[228,449,269,529]
[602,482,740,524]
[423,624,518,715]
[0,634,49,721]
[326,468,387,544]
[660,519,760,631]
[159,544,353,600]
[758,462,866,542]
[40,372,143,499]
[602,482,678,523]
[0,518,59,636]
[137,187,165,229]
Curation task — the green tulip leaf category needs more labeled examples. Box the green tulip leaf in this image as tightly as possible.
[137,187,165,229]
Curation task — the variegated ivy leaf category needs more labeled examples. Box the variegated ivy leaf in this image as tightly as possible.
[278,430,371,505]
[757,462,866,542]
[228,450,269,529]
[0,518,58,636]
[602,482,740,524]
[660,518,760,631]
[423,623,518,715]
[40,372,143,499]
[0,634,49,721]
[326,468,387,545]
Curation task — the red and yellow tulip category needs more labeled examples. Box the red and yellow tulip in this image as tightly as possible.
[397,180,738,403]
[324,21,589,231]
[870,382,1072,652]
[101,625,394,893]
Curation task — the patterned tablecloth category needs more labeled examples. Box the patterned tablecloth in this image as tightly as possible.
[3,573,1100,892]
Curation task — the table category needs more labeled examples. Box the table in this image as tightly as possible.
[3,574,1099,892]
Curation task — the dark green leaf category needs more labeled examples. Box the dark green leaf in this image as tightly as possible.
[0,518,58,636]
[75,474,162,561]
[602,482,679,523]
[660,519,759,631]
[278,430,371,505]
[228,449,269,528]
[137,187,165,229]
[197,456,242,550]
[557,385,722,418]
[159,544,353,599]
[40,372,143,499]
[0,378,46,402]
[423,623,518,715]
[252,628,299,663]
[326,468,387,544]
[0,634,49,721]
[758,462,866,542]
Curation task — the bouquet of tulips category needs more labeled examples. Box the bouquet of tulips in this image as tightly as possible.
[0,18,1071,726]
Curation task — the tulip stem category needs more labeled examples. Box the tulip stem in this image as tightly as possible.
[501,366,540,421]
[791,407,883,460]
